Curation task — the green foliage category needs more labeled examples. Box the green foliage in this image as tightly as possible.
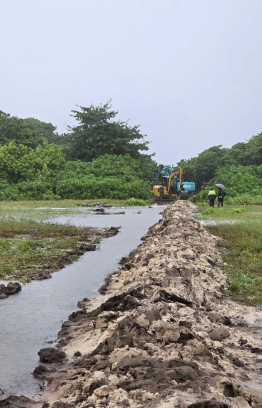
[230,279,241,292]
[213,164,262,197]
[60,154,157,181]
[21,117,59,144]
[178,132,262,194]
[67,101,151,161]
[192,163,262,204]
[56,176,151,200]
[0,111,45,148]
[178,145,228,190]
[54,154,157,200]
[0,142,65,183]
[0,238,10,250]
[231,208,246,213]
[202,207,216,215]
[124,198,146,206]
[16,239,36,253]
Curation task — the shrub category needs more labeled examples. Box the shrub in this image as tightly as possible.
[124,198,146,206]
[231,208,246,213]
[202,207,216,215]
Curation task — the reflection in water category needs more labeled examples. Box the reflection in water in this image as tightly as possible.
[0,206,163,399]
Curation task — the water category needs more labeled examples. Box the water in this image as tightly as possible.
[199,219,239,226]
[0,206,164,399]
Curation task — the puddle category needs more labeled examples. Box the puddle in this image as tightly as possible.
[200,219,239,226]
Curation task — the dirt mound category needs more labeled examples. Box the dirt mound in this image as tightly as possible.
[16,201,262,407]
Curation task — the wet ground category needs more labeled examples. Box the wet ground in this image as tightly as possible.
[0,206,164,400]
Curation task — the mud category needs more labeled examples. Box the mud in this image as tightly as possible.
[0,282,21,299]
[2,201,262,408]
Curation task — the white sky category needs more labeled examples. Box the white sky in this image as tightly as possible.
[1,0,261,165]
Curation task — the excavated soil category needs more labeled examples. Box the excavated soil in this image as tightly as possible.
[2,201,262,408]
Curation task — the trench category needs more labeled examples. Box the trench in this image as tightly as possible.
[0,206,163,400]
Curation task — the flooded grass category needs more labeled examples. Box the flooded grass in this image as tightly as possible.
[0,216,108,282]
[0,199,127,220]
[196,204,262,306]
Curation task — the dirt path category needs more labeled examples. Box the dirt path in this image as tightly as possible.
[2,201,262,408]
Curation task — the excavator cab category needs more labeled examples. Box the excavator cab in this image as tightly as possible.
[169,176,178,194]
[161,176,169,188]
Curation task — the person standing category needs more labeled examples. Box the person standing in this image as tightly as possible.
[218,188,226,207]
[208,187,216,207]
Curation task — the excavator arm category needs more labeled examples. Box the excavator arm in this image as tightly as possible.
[167,168,183,195]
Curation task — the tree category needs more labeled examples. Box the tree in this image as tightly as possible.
[178,146,228,190]
[241,133,262,166]
[22,117,59,144]
[66,101,151,161]
[0,111,45,148]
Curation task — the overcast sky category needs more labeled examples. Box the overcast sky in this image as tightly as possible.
[1,0,261,165]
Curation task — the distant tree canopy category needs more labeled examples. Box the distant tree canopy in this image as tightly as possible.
[21,117,59,144]
[178,132,262,191]
[0,110,45,149]
[66,102,151,161]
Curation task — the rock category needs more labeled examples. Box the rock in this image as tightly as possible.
[0,282,21,299]
[5,282,21,295]
[0,396,38,407]
[33,364,54,378]
[209,327,230,342]
[38,348,66,363]
[30,271,52,280]
[0,284,7,295]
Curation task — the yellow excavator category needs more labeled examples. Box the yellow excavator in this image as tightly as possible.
[153,165,195,203]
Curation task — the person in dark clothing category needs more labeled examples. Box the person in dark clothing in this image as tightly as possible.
[208,187,216,207]
[218,188,226,207]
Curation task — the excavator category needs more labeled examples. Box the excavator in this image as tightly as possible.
[153,164,195,203]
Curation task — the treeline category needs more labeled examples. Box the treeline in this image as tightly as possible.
[1,103,262,203]
[178,134,262,204]
[0,104,157,200]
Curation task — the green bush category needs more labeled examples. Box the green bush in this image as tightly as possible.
[124,198,146,206]
[56,176,152,200]
[202,207,216,215]
[231,208,246,213]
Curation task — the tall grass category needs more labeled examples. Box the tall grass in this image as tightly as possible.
[197,206,262,306]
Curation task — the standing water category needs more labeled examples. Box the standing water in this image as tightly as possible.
[0,206,163,399]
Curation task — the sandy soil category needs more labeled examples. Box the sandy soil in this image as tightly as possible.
[1,201,262,408]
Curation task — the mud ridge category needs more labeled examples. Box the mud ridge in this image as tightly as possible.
[3,201,262,408]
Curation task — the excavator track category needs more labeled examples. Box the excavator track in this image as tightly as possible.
[154,194,190,204]
[154,198,175,205]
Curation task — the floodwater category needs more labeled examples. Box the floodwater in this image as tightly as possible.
[0,206,164,400]
[199,219,239,226]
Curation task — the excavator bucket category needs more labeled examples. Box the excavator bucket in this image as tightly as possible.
[179,191,190,200]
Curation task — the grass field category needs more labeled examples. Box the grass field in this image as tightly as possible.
[195,204,262,307]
